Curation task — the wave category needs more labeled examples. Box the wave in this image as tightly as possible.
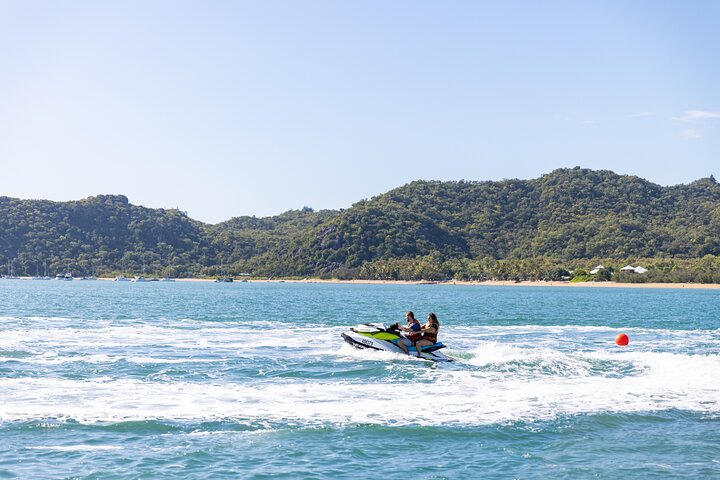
[24,445,122,452]
[2,319,718,427]
[1,345,718,427]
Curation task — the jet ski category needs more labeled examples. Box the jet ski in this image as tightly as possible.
[341,322,454,362]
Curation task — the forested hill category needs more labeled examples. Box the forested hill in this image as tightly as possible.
[1,168,719,280]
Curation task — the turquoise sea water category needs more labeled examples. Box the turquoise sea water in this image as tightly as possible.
[1,280,719,479]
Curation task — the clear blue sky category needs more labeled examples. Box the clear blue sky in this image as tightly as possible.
[1,1,718,223]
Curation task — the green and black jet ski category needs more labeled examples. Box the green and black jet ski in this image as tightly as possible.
[341,322,453,362]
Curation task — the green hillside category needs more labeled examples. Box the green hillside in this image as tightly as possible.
[1,168,719,282]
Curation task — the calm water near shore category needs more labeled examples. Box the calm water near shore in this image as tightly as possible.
[1,280,719,478]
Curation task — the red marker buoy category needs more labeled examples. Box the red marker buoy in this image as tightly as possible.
[615,333,629,346]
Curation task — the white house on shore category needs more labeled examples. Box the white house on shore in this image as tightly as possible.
[620,265,647,274]
[589,265,605,275]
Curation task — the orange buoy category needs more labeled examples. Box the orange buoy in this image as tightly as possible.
[615,333,629,346]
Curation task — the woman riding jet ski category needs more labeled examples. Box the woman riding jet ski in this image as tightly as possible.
[341,321,453,362]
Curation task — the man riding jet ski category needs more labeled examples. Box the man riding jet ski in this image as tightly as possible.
[341,322,453,362]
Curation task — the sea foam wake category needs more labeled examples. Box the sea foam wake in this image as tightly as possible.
[1,318,718,427]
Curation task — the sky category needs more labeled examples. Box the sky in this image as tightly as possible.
[1,1,718,224]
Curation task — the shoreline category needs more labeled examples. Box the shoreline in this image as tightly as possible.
[247,279,720,289]
[7,277,720,289]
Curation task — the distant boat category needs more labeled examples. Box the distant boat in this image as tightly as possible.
[4,260,21,279]
[214,262,234,283]
[80,262,98,280]
[132,276,150,282]
[160,277,176,282]
[55,273,73,281]
[115,260,132,282]
[32,261,52,280]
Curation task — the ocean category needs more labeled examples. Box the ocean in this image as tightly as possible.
[1,280,718,479]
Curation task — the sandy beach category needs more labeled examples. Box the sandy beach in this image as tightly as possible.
[245,278,720,289]
[18,277,718,289]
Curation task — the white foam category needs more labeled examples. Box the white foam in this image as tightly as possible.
[5,354,225,366]
[2,319,715,357]
[331,342,422,363]
[0,323,330,350]
[1,347,718,426]
[2,320,719,426]
[466,342,534,366]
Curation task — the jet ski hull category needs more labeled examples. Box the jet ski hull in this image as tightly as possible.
[341,324,453,362]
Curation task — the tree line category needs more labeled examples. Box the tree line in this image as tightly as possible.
[1,168,719,282]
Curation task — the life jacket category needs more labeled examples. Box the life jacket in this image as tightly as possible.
[422,322,439,343]
[407,319,422,341]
